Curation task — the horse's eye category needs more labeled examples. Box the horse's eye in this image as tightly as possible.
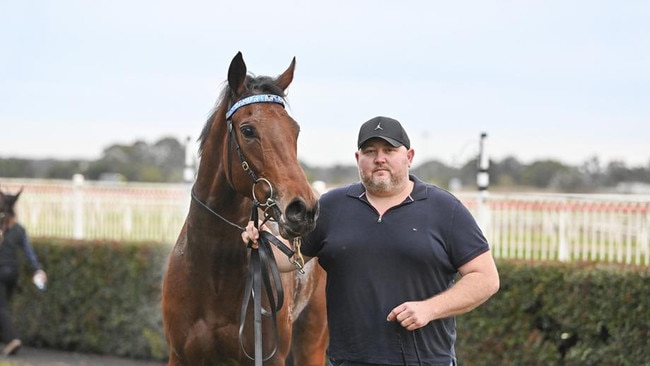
[240,125,255,138]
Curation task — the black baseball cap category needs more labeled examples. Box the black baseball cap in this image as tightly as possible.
[357,116,411,149]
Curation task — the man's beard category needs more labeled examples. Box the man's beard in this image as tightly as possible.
[360,169,401,194]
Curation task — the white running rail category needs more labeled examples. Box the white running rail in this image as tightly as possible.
[2,178,648,265]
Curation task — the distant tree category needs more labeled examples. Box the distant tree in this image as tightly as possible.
[412,160,459,188]
[152,137,185,182]
[458,158,479,187]
[4,137,650,191]
[46,161,87,179]
[578,156,604,187]
[521,160,569,188]
[0,158,32,178]
[491,156,524,187]
[548,169,596,193]
[131,141,150,165]
[84,159,114,180]
[604,161,631,186]
[96,144,139,180]
[604,161,650,186]
[82,137,185,182]
[302,163,358,186]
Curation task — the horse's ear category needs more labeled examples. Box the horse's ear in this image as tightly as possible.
[228,51,247,96]
[276,57,296,91]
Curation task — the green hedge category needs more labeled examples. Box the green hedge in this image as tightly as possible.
[11,240,650,364]
[13,238,170,361]
[456,261,650,365]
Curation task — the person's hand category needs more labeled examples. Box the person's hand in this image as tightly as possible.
[387,301,431,331]
[241,221,269,249]
[32,269,48,290]
[36,269,47,281]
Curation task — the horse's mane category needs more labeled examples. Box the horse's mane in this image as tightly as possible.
[198,74,288,156]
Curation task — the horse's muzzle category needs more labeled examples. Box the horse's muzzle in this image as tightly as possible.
[279,198,319,238]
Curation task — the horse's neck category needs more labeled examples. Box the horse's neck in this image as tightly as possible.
[184,115,253,260]
[187,165,251,252]
[193,166,249,223]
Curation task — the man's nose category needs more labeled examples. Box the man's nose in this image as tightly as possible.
[374,151,388,162]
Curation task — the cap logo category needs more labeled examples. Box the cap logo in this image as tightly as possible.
[374,122,383,130]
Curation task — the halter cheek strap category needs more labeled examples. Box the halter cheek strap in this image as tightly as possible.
[225,94,286,188]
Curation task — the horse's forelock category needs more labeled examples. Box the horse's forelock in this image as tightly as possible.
[246,75,286,97]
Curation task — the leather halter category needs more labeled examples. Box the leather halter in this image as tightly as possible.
[191,93,302,365]
[225,94,284,190]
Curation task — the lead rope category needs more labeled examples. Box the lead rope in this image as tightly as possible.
[412,330,423,366]
[239,203,282,365]
[397,330,408,365]
[238,201,306,365]
[396,326,423,366]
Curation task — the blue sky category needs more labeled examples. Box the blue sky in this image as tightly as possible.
[1,0,649,169]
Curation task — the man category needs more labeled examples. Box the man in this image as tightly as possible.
[243,116,499,365]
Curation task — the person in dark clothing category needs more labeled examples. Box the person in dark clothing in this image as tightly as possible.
[243,117,500,366]
[0,188,47,356]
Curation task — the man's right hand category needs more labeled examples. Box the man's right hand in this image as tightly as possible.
[240,221,312,272]
[241,221,263,249]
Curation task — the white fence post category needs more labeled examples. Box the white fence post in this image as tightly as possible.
[72,174,85,240]
[558,200,569,262]
[632,202,649,265]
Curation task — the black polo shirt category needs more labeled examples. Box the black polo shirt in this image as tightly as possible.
[302,175,489,365]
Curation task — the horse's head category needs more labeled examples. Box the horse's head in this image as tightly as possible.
[198,52,318,239]
[0,188,21,240]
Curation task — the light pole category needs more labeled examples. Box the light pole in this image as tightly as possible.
[477,132,490,232]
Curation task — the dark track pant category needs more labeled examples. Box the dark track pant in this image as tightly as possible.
[0,266,19,343]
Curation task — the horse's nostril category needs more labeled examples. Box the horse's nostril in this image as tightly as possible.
[285,199,306,222]
[285,199,317,226]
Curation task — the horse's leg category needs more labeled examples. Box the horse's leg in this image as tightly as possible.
[167,352,182,366]
[266,302,293,366]
[290,268,328,366]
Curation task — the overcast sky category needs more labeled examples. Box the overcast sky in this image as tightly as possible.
[1,0,649,169]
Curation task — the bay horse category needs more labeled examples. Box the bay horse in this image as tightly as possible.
[162,52,328,366]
